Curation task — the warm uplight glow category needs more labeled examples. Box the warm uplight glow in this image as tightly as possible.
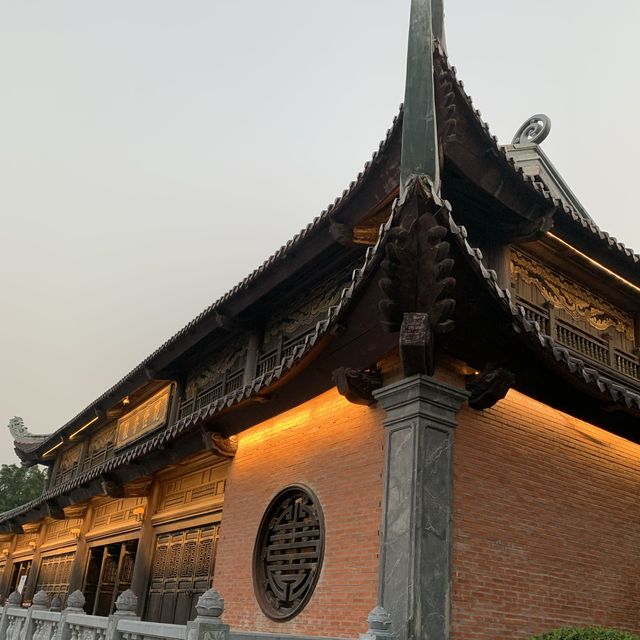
[547,232,640,294]
[238,388,373,450]
[1,549,8,557]
[122,396,130,406]
[43,441,64,457]
[28,541,37,549]
[69,416,99,440]
[69,527,81,539]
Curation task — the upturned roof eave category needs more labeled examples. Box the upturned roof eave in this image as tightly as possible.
[23,113,403,462]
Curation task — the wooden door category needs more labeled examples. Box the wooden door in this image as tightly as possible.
[145,524,219,624]
[9,559,32,595]
[83,540,138,616]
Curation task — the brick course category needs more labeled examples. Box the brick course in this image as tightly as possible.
[215,388,384,638]
[452,389,640,639]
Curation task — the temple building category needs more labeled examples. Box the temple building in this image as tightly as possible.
[1,2,639,639]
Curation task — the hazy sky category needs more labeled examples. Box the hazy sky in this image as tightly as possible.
[1,1,639,466]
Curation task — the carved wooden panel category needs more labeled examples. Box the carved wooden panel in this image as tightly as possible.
[511,250,634,341]
[44,518,83,543]
[157,465,226,515]
[83,423,116,472]
[185,337,247,402]
[115,386,171,448]
[145,524,220,625]
[36,552,74,603]
[14,533,38,554]
[253,486,324,621]
[89,497,146,532]
[55,443,83,485]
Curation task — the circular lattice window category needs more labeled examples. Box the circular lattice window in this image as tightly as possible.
[253,485,325,621]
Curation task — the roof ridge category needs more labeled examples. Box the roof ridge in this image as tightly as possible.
[434,45,640,266]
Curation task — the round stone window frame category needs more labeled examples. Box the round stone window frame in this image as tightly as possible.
[252,484,325,621]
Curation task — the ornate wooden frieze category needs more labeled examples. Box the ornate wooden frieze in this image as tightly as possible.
[157,464,227,515]
[185,337,247,402]
[263,259,359,346]
[253,485,324,621]
[511,250,634,340]
[44,518,83,544]
[115,385,172,448]
[89,497,146,532]
[379,176,456,376]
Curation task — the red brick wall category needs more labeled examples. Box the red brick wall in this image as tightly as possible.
[452,389,640,639]
[215,388,384,638]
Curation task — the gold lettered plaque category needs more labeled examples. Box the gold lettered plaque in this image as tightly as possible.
[116,385,172,448]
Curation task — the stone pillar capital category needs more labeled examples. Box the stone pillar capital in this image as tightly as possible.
[374,374,469,428]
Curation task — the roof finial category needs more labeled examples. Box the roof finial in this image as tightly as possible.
[401,0,441,198]
[512,114,552,145]
[7,417,29,439]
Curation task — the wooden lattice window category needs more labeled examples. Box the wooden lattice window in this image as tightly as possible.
[37,553,74,605]
[253,485,324,621]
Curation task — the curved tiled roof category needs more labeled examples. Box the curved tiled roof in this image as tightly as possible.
[445,211,640,412]
[0,207,396,524]
[21,110,403,456]
[434,45,640,268]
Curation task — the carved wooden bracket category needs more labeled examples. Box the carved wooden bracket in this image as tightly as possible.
[329,221,355,247]
[379,175,456,377]
[5,521,23,534]
[124,477,153,498]
[63,504,87,519]
[201,429,239,458]
[500,209,555,243]
[44,500,65,520]
[99,474,125,499]
[332,367,383,406]
[466,367,516,410]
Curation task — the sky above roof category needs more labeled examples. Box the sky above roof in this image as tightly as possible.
[1,0,639,466]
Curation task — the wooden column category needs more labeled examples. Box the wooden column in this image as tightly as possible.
[68,507,92,593]
[21,526,46,603]
[0,536,17,598]
[242,329,261,387]
[130,481,162,616]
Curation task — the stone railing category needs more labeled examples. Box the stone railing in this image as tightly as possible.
[0,586,393,640]
[0,586,228,640]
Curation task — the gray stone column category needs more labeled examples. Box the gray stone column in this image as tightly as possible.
[373,375,469,640]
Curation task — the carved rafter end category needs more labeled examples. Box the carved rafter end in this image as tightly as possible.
[332,367,383,406]
[466,366,515,410]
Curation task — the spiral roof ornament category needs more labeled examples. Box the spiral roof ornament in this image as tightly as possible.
[512,114,552,145]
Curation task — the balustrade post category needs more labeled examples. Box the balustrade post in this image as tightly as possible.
[185,587,229,640]
[105,590,139,640]
[20,589,50,640]
[0,591,20,638]
[359,606,394,640]
[54,590,85,640]
[50,596,62,613]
